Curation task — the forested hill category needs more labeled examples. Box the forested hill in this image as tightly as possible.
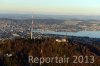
[0,37,100,66]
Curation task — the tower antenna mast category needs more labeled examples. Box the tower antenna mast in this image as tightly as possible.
[31,16,34,39]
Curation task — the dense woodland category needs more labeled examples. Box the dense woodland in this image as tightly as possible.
[0,37,100,66]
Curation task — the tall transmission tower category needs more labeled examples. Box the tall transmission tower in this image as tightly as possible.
[31,16,34,39]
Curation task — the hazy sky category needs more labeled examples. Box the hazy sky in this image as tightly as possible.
[0,0,100,15]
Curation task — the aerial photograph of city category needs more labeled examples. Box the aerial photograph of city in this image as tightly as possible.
[0,0,100,66]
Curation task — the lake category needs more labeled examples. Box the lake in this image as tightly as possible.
[40,31,100,38]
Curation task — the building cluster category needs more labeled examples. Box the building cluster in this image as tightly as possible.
[0,18,100,40]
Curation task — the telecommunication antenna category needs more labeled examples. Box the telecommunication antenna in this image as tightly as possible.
[31,16,34,39]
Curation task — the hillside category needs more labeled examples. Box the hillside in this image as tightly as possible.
[0,37,100,66]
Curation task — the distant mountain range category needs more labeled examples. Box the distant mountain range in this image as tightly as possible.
[0,14,100,20]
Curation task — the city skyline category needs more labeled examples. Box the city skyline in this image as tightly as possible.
[0,0,100,15]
